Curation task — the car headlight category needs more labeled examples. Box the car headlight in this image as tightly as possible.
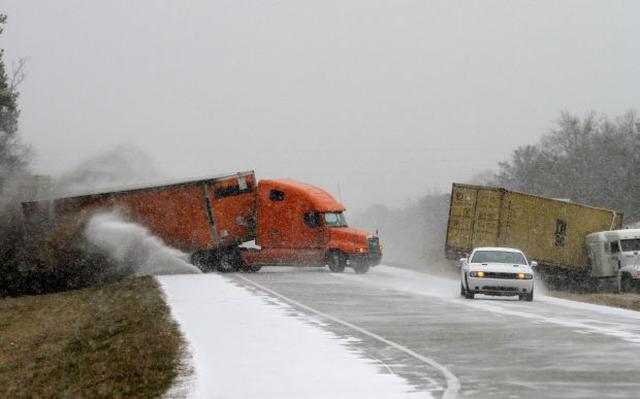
[469,271,485,278]
[517,273,533,280]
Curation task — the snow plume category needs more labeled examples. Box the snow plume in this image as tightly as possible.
[54,145,159,195]
[85,212,201,276]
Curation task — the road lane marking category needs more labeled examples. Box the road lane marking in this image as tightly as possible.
[336,266,640,346]
[235,274,461,399]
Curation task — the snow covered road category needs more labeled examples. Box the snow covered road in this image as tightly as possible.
[160,265,640,398]
[158,273,430,399]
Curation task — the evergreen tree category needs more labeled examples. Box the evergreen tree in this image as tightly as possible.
[0,14,27,189]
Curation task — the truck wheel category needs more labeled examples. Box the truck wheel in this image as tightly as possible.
[328,251,346,273]
[621,274,634,293]
[460,282,465,297]
[353,263,370,274]
[464,290,474,299]
[216,259,238,273]
[215,248,242,273]
[190,250,214,272]
[243,265,262,273]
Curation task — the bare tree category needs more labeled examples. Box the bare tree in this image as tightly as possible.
[495,110,640,222]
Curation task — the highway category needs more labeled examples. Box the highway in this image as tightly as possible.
[228,265,640,399]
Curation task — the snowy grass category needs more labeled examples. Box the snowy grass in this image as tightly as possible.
[159,273,430,399]
[0,276,186,398]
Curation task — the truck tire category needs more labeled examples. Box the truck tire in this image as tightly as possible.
[464,290,474,299]
[242,265,262,273]
[328,251,346,273]
[621,274,635,293]
[216,258,238,273]
[190,250,214,272]
[215,248,243,273]
[353,263,370,274]
[460,282,465,297]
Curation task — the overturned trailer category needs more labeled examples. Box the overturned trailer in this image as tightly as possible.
[445,183,623,286]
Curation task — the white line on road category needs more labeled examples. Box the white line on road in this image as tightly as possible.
[235,274,461,399]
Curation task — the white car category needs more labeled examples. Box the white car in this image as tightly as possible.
[459,247,537,301]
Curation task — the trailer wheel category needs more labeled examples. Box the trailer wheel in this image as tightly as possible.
[216,258,238,273]
[328,251,346,273]
[353,263,370,274]
[190,250,214,272]
[215,248,242,273]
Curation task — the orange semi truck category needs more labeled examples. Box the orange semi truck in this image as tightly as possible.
[22,171,382,274]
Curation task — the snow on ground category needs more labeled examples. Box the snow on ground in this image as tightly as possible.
[158,273,429,399]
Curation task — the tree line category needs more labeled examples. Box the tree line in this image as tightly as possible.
[0,15,123,297]
[494,110,640,222]
[357,110,640,268]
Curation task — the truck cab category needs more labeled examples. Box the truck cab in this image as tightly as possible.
[241,179,382,273]
[586,229,640,288]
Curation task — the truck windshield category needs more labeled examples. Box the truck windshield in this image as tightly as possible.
[621,239,640,252]
[323,212,348,227]
[471,251,527,265]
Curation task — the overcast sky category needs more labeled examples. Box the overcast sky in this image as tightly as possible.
[3,1,640,211]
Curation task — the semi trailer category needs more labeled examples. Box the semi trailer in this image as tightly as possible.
[22,171,382,274]
[445,183,624,287]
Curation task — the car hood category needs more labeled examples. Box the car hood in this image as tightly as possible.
[469,263,533,274]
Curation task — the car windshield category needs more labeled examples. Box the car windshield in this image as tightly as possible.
[621,239,640,252]
[471,250,527,265]
[323,212,348,227]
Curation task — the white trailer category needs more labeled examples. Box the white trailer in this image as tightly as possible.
[585,229,640,291]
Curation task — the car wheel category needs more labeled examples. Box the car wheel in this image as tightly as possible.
[520,289,534,302]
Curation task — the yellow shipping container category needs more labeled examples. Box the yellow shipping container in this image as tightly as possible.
[445,183,623,270]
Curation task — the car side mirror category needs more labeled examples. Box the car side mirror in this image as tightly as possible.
[530,261,538,269]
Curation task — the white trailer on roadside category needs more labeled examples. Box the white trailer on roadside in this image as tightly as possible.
[585,229,640,291]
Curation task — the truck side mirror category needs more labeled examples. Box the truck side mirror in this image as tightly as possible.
[530,261,538,269]
[458,258,467,266]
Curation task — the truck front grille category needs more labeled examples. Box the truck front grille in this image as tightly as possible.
[368,237,380,252]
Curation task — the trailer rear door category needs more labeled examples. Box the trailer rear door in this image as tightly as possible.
[446,184,502,257]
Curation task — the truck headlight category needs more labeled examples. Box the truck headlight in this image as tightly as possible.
[470,271,485,277]
[517,273,533,280]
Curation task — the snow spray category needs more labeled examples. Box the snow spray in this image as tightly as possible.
[85,212,201,276]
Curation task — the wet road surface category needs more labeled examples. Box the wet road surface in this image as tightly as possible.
[230,265,640,399]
